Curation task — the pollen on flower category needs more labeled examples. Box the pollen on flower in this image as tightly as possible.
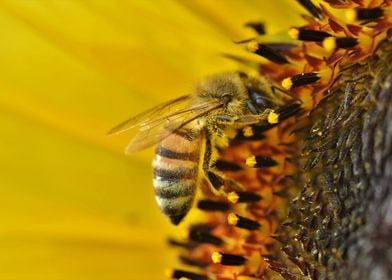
[227,213,239,225]
[211,252,222,264]
[247,40,259,53]
[227,191,239,203]
[322,36,337,51]
[245,155,257,167]
[242,126,254,137]
[267,111,279,124]
[281,78,293,91]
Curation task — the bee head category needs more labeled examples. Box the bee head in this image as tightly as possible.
[195,73,248,115]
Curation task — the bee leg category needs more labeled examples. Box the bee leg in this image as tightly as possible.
[202,136,243,193]
[232,110,272,126]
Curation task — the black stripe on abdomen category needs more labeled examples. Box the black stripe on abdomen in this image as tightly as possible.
[173,128,197,141]
[156,146,198,160]
[154,179,196,199]
[154,167,197,180]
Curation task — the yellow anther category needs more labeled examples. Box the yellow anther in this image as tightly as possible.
[211,251,222,264]
[281,77,293,90]
[227,213,239,225]
[227,191,239,203]
[267,110,279,124]
[247,40,259,52]
[288,27,299,40]
[245,156,257,167]
[242,126,253,137]
[323,37,336,52]
[345,9,357,23]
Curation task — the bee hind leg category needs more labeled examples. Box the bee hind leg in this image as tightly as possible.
[205,170,243,193]
[202,136,243,194]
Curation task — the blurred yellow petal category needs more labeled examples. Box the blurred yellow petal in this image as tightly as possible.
[0,1,304,279]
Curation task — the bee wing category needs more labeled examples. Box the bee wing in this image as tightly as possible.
[108,95,221,153]
[107,95,191,136]
[124,100,221,153]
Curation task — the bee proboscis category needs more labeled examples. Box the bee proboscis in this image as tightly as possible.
[109,73,297,225]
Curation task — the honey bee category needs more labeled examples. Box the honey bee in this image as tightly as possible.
[109,73,296,225]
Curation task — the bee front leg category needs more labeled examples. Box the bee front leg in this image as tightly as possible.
[202,135,242,193]
[233,109,274,126]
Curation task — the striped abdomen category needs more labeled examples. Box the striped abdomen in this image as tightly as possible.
[153,128,202,225]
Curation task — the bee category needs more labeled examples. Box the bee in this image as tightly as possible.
[108,73,297,225]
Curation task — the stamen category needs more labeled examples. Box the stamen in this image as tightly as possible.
[167,238,197,249]
[346,7,384,22]
[247,40,289,64]
[215,160,243,171]
[288,28,331,42]
[245,21,266,35]
[281,72,320,90]
[296,0,323,20]
[323,37,358,51]
[189,228,224,246]
[197,199,230,212]
[246,155,278,168]
[277,103,302,120]
[211,251,247,266]
[170,269,209,280]
[228,213,261,230]
[228,191,262,203]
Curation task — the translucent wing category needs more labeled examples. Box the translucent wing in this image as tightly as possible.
[108,95,221,153]
[107,95,191,135]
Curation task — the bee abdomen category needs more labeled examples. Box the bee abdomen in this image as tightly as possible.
[154,168,197,225]
[154,180,196,224]
[153,129,201,225]
[157,196,195,225]
[153,179,196,205]
[154,167,196,183]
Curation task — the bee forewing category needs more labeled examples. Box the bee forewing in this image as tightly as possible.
[124,101,222,153]
[107,95,191,135]
[125,128,172,153]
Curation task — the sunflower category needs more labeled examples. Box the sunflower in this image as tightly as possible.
[0,1,391,280]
